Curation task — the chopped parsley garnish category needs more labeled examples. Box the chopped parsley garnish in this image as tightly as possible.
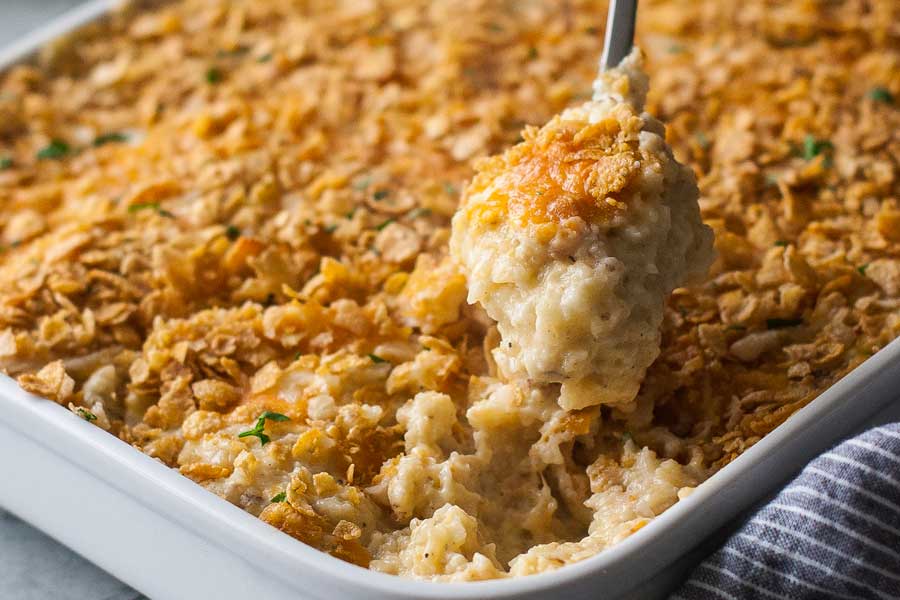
[857,263,869,276]
[774,240,788,247]
[76,408,97,422]
[345,209,356,220]
[376,218,395,231]
[407,207,432,219]
[0,157,12,170]
[867,86,894,105]
[694,131,710,149]
[225,225,241,240]
[270,492,287,503]
[372,189,389,201]
[257,53,273,63]
[353,176,371,191]
[216,46,249,58]
[368,353,389,364]
[668,44,686,54]
[527,47,538,60]
[585,26,599,35]
[766,317,803,329]
[206,67,224,84]
[443,182,457,196]
[37,139,71,160]
[800,134,833,162]
[238,411,291,446]
[93,132,128,147]
[487,23,504,32]
[324,224,338,234]
[128,202,174,218]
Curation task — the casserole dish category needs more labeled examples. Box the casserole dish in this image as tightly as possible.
[1,2,899,599]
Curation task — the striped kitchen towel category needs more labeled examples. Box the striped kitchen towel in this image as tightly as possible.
[672,423,900,600]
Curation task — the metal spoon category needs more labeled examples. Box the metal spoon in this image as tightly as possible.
[599,0,638,71]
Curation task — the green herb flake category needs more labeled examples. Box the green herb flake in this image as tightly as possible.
[270,492,287,503]
[774,240,789,247]
[37,139,71,160]
[857,263,869,276]
[206,67,224,84]
[257,53,273,63]
[487,23,504,32]
[800,134,833,162]
[407,207,432,219]
[238,411,291,446]
[443,182,457,196]
[93,132,128,147]
[128,202,173,218]
[368,353,389,364]
[345,209,356,220]
[352,176,371,191]
[0,157,13,170]
[867,86,894,105]
[694,131,710,149]
[76,408,97,422]
[668,44,686,54]
[527,47,538,60]
[376,218,395,231]
[225,225,241,240]
[373,189,389,201]
[128,202,160,213]
[585,26,599,35]
[324,224,338,234]
[766,317,804,330]
[260,411,290,422]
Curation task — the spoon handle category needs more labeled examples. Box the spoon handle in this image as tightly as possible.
[599,0,638,71]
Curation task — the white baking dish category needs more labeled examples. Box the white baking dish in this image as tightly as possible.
[2,3,900,599]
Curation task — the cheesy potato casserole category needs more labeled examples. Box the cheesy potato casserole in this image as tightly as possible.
[0,0,897,581]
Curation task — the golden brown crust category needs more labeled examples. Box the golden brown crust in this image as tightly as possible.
[462,106,644,229]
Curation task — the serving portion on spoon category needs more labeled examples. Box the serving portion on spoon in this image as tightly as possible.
[451,48,715,412]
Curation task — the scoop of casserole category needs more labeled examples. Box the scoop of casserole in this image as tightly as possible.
[451,50,714,410]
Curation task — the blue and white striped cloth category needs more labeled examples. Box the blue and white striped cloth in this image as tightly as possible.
[672,424,900,600]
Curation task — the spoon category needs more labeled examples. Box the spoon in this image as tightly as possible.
[599,0,638,71]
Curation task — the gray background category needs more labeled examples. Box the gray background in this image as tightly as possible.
[2,3,899,600]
